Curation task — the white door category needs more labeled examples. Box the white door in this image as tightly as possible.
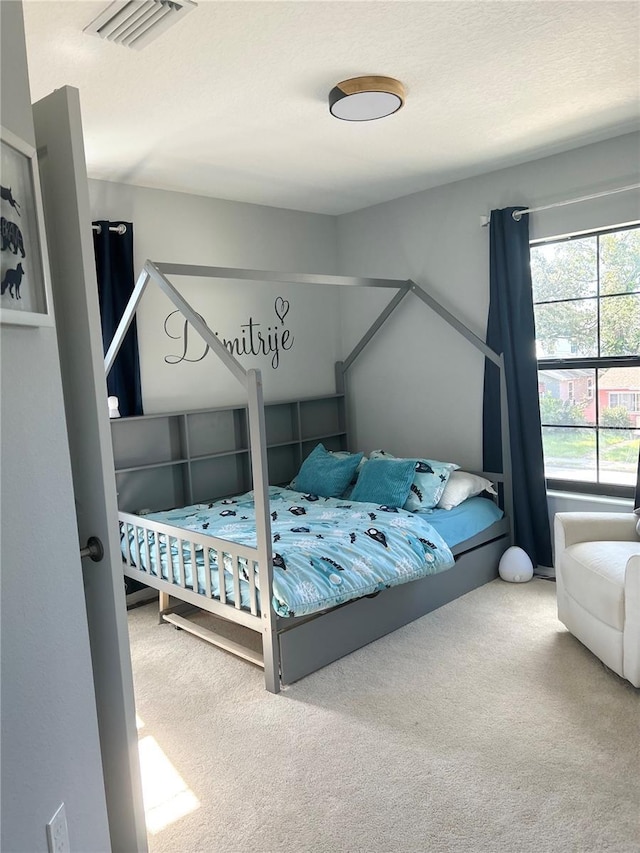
[33,86,148,852]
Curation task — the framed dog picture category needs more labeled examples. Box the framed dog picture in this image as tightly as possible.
[1,125,53,327]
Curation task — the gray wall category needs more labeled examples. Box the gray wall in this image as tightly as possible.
[336,132,640,486]
[0,3,111,851]
[89,180,339,412]
[89,134,638,519]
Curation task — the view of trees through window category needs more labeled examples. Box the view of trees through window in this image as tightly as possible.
[531,224,640,492]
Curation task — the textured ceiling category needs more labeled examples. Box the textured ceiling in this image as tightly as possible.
[22,0,640,215]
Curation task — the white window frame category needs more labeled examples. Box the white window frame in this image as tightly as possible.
[531,222,640,498]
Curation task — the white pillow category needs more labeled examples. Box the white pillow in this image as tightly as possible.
[436,471,497,511]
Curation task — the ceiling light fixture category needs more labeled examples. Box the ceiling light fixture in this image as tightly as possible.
[328,76,406,122]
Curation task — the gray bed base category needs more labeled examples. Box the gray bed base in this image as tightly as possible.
[108,260,514,693]
[278,522,509,685]
[120,514,510,688]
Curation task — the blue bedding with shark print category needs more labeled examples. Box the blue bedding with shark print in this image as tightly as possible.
[121,487,455,618]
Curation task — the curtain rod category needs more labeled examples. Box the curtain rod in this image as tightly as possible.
[92,223,127,235]
[480,181,640,227]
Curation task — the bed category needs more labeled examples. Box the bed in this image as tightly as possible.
[107,261,513,693]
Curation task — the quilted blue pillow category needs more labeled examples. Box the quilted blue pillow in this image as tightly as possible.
[294,443,364,498]
[350,457,416,508]
[370,449,458,511]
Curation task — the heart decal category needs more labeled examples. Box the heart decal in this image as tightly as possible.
[274,297,290,324]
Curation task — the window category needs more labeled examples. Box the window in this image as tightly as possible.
[609,392,640,411]
[531,224,640,497]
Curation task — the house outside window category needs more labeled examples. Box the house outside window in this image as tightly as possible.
[587,377,594,399]
[531,223,640,497]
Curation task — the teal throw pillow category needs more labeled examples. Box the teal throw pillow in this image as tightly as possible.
[330,451,367,483]
[350,457,416,508]
[294,443,364,498]
[370,449,458,511]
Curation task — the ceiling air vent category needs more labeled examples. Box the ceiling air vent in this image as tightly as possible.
[84,0,196,50]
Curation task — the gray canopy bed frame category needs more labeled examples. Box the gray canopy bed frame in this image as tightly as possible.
[106,260,513,693]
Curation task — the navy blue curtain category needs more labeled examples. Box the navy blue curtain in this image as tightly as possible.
[483,207,553,568]
[93,221,143,417]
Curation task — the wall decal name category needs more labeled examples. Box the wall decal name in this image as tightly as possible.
[163,297,295,369]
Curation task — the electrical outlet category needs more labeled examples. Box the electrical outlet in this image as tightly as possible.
[46,803,70,853]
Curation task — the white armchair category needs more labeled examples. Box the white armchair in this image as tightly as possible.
[554,512,640,688]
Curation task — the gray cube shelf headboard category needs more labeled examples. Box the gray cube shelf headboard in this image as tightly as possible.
[111,393,348,514]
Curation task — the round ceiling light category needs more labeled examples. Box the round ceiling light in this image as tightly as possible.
[329,76,406,122]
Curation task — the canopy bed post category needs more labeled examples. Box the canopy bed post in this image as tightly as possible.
[335,360,350,450]
[104,268,150,376]
[335,360,345,396]
[247,368,279,693]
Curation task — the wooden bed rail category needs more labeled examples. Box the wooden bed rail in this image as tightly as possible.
[119,511,264,630]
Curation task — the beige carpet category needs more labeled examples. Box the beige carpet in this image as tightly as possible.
[127,579,639,853]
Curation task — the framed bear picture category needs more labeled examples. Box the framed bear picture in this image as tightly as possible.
[1,125,53,327]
